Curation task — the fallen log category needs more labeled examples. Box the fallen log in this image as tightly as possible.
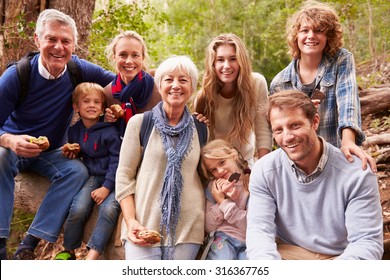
[14,171,124,260]
[363,133,390,147]
[360,87,390,116]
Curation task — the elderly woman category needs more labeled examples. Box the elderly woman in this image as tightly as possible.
[116,56,208,260]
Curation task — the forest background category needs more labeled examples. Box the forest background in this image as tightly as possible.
[1,0,390,258]
[1,0,389,87]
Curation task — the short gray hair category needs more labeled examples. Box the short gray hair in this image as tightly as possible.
[154,55,199,92]
[35,9,78,46]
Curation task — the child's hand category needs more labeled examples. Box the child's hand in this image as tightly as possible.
[91,186,110,205]
[61,149,77,159]
[217,178,238,200]
[211,180,226,204]
[311,99,321,110]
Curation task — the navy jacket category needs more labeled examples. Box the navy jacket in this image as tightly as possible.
[68,119,121,192]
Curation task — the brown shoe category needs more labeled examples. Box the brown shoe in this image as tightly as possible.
[13,248,36,260]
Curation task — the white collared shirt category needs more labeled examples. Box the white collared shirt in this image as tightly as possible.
[38,55,67,79]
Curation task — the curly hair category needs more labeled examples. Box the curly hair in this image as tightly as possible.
[194,34,256,144]
[286,0,343,59]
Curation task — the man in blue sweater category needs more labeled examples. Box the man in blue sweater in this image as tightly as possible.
[246,90,383,260]
[0,9,114,260]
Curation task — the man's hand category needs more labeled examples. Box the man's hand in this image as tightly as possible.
[1,134,44,157]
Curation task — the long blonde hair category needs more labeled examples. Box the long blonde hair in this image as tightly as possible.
[195,34,256,144]
[201,139,250,191]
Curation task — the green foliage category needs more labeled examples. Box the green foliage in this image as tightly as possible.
[1,12,36,50]
[145,0,390,85]
[90,0,390,86]
[8,209,34,256]
[88,0,168,71]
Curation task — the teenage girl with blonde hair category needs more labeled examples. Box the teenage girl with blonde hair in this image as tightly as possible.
[194,34,272,166]
[200,139,250,260]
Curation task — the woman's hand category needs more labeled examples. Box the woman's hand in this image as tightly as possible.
[104,107,118,123]
[193,112,210,126]
[126,218,152,246]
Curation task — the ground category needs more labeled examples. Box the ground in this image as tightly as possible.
[361,110,390,258]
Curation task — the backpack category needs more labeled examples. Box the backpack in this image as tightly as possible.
[7,51,83,107]
[140,110,208,153]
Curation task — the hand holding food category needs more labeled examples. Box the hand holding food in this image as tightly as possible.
[62,143,81,156]
[30,136,50,151]
[136,229,161,244]
[110,104,124,119]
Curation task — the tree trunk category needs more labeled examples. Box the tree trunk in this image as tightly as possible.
[0,0,95,74]
[47,0,96,58]
[0,0,39,73]
[14,171,124,260]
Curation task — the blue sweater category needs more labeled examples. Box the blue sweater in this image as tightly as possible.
[0,54,115,150]
[247,142,383,260]
[68,119,121,192]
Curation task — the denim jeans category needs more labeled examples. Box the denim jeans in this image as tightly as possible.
[206,231,247,260]
[124,241,200,260]
[0,147,88,242]
[63,176,120,254]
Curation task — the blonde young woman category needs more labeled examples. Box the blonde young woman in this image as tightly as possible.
[194,34,272,167]
[104,31,161,135]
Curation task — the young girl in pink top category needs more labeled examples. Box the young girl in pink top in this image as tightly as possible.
[200,139,250,260]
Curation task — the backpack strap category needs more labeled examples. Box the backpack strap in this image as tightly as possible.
[66,58,83,88]
[140,111,208,153]
[13,52,82,107]
[200,230,216,260]
[140,111,154,150]
[192,115,208,148]
[15,52,38,107]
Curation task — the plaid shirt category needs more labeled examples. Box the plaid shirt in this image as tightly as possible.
[270,48,364,147]
[288,137,329,183]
